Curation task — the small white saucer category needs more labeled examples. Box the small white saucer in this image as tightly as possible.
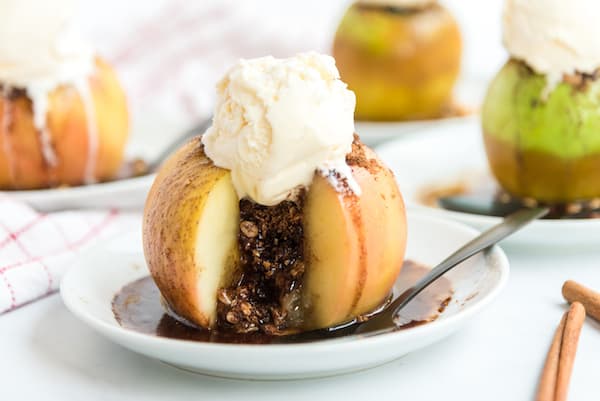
[375,118,600,247]
[356,76,485,147]
[60,213,509,380]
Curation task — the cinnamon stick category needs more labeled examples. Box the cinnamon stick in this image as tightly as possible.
[535,302,586,401]
[555,302,586,401]
[536,314,567,401]
[562,280,600,322]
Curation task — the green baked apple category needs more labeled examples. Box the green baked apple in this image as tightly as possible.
[482,59,600,203]
[333,2,462,121]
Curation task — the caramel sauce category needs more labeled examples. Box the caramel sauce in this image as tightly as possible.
[112,260,453,344]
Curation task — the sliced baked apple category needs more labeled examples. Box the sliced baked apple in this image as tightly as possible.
[143,137,406,334]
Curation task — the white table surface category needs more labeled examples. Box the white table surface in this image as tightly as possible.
[2,243,600,400]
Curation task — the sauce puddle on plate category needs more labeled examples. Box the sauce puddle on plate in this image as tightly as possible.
[112,260,453,344]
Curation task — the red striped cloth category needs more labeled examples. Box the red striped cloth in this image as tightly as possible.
[0,198,139,313]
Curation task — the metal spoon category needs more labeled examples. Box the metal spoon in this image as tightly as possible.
[438,193,524,217]
[439,194,598,220]
[147,117,213,172]
[280,206,549,343]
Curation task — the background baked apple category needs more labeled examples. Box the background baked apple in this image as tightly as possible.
[333,1,462,121]
[0,58,129,189]
[482,60,600,203]
[143,136,407,333]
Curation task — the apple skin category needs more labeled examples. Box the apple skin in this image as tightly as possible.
[333,3,462,121]
[482,59,600,203]
[302,143,407,329]
[143,138,240,328]
[0,57,128,189]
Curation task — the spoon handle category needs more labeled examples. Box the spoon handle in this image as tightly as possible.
[389,207,549,315]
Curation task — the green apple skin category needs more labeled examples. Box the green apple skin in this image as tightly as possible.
[482,59,600,203]
[333,3,462,121]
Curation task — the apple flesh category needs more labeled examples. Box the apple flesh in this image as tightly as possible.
[143,138,240,328]
[143,137,407,332]
[333,3,462,121]
[0,57,128,189]
[303,145,407,329]
[482,59,600,203]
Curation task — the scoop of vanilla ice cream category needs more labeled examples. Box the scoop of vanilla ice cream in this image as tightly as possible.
[0,0,94,90]
[202,53,357,206]
[504,0,600,86]
[358,0,436,8]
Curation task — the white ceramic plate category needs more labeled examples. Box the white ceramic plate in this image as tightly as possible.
[356,76,486,148]
[0,114,181,212]
[61,213,509,380]
[376,118,600,247]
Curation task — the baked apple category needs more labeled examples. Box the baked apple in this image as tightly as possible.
[0,58,128,189]
[482,60,600,203]
[482,0,600,204]
[333,0,462,121]
[143,53,407,335]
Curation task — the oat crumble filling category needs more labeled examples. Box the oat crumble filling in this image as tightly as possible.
[216,194,306,335]
[215,136,372,335]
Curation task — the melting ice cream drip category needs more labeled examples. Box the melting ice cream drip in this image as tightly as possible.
[1,87,15,185]
[318,162,362,196]
[27,86,58,168]
[75,79,99,185]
